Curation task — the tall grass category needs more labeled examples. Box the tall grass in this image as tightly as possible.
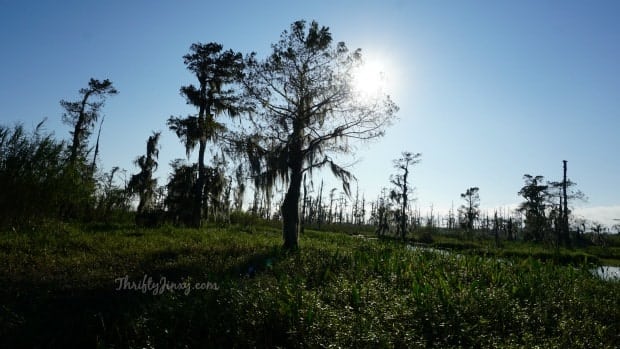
[1,225,618,348]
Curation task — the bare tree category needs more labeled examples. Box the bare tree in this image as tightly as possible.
[374,187,392,236]
[389,152,421,240]
[547,160,586,245]
[447,201,456,230]
[328,188,337,224]
[316,180,324,229]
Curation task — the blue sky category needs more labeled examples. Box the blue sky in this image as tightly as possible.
[1,1,619,226]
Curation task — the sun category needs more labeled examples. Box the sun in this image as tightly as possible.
[352,59,387,97]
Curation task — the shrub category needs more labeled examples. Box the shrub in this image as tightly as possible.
[0,121,96,228]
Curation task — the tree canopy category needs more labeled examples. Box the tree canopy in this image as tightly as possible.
[167,42,244,227]
[238,20,398,249]
[61,78,117,164]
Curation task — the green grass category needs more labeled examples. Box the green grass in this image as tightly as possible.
[405,230,620,267]
[1,223,619,348]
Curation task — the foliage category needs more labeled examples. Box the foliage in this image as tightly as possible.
[459,187,481,230]
[94,166,132,222]
[60,78,117,164]
[238,20,398,249]
[0,121,95,226]
[372,188,394,236]
[128,132,161,216]
[164,159,228,226]
[167,42,244,227]
[1,225,618,348]
[164,159,197,226]
[518,175,549,241]
[2,19,616,348]
[59,78,118,220]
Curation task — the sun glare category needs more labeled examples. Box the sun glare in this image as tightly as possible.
[352,59,388,97]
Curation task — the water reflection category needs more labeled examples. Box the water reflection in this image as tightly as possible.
[592,266,620,281]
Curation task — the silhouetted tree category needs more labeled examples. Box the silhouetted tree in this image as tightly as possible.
[61,78,117,165]
[59,79,118,218]
[374,188,392,236]
[239,20,397,249]
[91,116,105,173]
[427,204,436,229]
[493,211,501,247]
[165,159,197,226]
[204,154,228,223]
[328,188,337,224]
[547,161,586,245]
[337,192,348,224]
[128,132,161,216]
[389,152,421,240]
[518,175,548,242]
[316,180,324,229]
[447,202,457,230]
[459,187,480,231]
[167,42,244,227]
[562,160,569,243]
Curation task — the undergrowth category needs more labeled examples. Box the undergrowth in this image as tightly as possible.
[1,225,618,348]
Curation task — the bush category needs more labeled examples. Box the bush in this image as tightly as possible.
[0,122,95,228]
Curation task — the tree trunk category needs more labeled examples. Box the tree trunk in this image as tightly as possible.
[91,116,104,174]
[317,180,323,230]
[562,160,569,245]
[401,167,408,240]
[282,166,303,250]
[301,174,307,234]
[192,138,207,228]
[69,91,93,165]
[70,117,84,164]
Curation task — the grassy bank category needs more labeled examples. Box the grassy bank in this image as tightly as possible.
[404,230,620,267]
[1,224,619,348]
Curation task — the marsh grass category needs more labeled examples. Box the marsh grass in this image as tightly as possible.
[1,224,618,348]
